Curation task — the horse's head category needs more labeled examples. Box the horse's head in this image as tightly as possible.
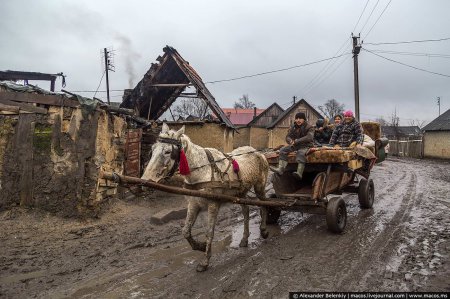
[141,123,187,182]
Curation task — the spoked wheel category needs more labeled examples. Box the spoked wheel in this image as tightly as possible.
[358,178,375,209]
[326,197,347,233]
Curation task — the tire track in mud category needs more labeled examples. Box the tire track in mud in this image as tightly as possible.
[335,163,421,290]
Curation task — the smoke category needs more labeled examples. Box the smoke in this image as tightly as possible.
[114,32,141,88]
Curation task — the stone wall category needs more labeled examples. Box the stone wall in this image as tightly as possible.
[423,131,450,159]
[0,107,128,217]
[249,127,269,150]
[165,122,234,153]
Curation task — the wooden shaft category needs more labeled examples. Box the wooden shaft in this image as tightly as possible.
[100,172,292,208]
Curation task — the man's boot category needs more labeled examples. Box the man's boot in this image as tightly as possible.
[292,163,305,180]
[270,160,288,176]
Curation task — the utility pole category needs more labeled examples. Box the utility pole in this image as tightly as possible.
[352,34,361,121]
[103,48,115,104]
[293,96,297,105]
[437,97,441,116]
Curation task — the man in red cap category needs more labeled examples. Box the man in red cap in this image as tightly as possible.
[270,112,314,180]
[329,110,363,147]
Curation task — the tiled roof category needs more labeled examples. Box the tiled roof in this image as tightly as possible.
[221,108,265,125]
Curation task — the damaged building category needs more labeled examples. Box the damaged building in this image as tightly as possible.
[120,46,235,153]
[0,82,148,217]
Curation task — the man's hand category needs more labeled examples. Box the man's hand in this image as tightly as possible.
[349,141,357,148]
[286,137,293,145]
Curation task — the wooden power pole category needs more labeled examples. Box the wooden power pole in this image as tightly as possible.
[104,48,111,104]
[352,35,361,121]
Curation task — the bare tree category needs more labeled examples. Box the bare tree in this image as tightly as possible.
[234,94,255,109]
[172,98,211,119]
[375,117,389,126]
[318,99,345,119]
[390,109,400,140]
[408,119,426,129]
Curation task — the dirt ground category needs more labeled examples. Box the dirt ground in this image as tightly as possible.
[1,157,449,298]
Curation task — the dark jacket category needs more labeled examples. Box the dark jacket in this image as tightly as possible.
[314,126,333,145]
[329,118,363,147]
[286,122,314,148]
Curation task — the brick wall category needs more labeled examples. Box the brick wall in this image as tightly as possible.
[423,131,450,159]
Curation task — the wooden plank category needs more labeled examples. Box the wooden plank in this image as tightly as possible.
[15,114,35,206]
[0,91,79,108]
[0,98,48,114]
[0,103,20,113]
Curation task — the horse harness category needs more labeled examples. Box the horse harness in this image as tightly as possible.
[157,137,182,178]
[157,137,241,189]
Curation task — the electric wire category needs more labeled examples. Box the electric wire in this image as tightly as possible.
[363,0,392,39]
[352,0,371,33]
[204,53,350,84]
[358,0,381,34]
[363,48,450,78]
[364,37,450,45]
[93,70,106,98]
[364,49,450,58]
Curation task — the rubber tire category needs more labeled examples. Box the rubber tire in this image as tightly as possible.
[266,208,281,225]
[326,197,347,233]
[358,178,375,209]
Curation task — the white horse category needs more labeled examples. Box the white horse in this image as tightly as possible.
[142,123,269,271]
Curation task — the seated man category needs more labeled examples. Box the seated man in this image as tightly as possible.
[329,110,363,147]
[270,112,314,180]
[314,118,333,146]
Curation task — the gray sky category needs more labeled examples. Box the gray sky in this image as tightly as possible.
[1,0,449,125]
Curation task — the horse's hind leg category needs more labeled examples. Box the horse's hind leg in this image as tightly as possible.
[254,183,269,239]
[182,198,206,252]
[239,204,249,247]
[196,202,220,272]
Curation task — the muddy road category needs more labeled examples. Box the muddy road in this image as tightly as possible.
[1,157,449,298]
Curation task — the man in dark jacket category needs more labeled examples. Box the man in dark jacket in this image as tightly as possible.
[270,112,314,180]
[329,110,363,147]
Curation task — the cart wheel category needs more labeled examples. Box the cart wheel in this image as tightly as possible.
[326,197,347,233]
[358,178,374,209]
[266,208,281,225]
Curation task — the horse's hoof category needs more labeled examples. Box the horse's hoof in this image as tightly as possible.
[239,239,248,247]
[196,263,208,272]
[192,242,207,252]
[260,229,269,239]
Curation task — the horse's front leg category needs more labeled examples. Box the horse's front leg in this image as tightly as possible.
[182,197,206,252]
[196,202,220,272]
[239,204,249,247]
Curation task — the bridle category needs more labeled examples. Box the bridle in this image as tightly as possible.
[157,137,182,178]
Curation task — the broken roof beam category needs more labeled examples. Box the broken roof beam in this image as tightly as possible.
[150,83,192,87]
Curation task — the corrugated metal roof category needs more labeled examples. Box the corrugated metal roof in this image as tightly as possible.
[422,109,450,131]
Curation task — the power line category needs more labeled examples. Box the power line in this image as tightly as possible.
[352,0,371,33]
[363,48,450,78]
[363,0,392,39]
[93,70,106,98]
[364,49,450,58]
[203,53,350,84]
[359,0,380,34]
[364,37,450,45]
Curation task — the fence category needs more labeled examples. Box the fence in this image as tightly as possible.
[388,140,423,158]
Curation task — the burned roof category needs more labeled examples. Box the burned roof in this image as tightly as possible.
[120,46,234,128]
[422,109,450,131]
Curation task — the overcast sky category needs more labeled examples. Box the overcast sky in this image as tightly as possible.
[1,0,449,125]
